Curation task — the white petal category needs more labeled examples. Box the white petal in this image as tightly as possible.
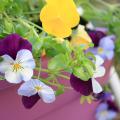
[18,80,37,97]
[20,68,33,81]
[95,55,104,67]
[16,49,34,63]
[21,59,35,69]
[92,78,103,94]
[5,71,22,83]
[93,66,105,78]
[39,85,55,103]
[0,55,14,73]
[0,61,11,73]
[2,55,14,63]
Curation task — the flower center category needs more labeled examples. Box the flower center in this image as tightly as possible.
[35,86,42,92]
[98,47,104,54]
[13,63,22,72]
[101,111,108,116]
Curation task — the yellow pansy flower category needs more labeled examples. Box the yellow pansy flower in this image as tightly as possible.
[40,0,80,38]
[71,25,92,49]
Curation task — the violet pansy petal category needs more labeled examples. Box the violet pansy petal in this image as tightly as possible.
[39,87,55,103]
[0,34,32,59]
[96,103,108,113]
[99,36,115,50]
[70,74,93,96]
[22,94,40,109]
[18,81,37,97]
[107,111,117,119]
[105,50,114,60]
[88,48,98,55]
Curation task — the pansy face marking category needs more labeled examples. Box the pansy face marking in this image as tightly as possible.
[34,86,42,92]
[12,63,23,72]
[98,47,104,54]
[18,79,56,103]
[0,49,35,83]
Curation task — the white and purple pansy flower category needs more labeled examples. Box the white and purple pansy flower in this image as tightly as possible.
[96,101,118,120]
[18,79,56,104]
[70,55,105,96]
[0,49,35,83]
[89,35,115,60]
[0,34,35,83]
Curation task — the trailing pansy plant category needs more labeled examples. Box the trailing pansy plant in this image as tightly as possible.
[0,0,109,108]
[95,92,119,120]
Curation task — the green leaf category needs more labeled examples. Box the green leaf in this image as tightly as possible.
[55,86,64,96]
[73,66,90,81]
[48,53,69,71]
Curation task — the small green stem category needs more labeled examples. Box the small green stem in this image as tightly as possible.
[39,77,72,90]
[57,74,70,80]
[40,68,70,80]
[25,19,44,31]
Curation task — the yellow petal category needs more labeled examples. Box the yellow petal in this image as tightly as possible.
[40,0,80,38]
[71,25,92,49]
[42,18,72,38]
[77,25,92,43]
[71,37,90,49]
[40,4,58,22]
[45,0,80,27]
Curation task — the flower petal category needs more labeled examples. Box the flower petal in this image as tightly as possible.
[40,0,79,38]
[92,78,103,94]
[16,49,35,69]
[70,74,93,96]
[105,50,114,60]
[96,103,108,112]
[5,71,22,83]
[88,30,106,47]
[0,34,32,59]
[93,66,105,78]
[107,111,117,119]
[95,55,104,67]
[22,94,40,109]
[0,55,14,73]
[99,35,115,50]
[20,68,33,82]
[39,85,55,103]
[18,80,37,97]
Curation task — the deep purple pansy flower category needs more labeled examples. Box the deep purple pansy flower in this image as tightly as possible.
[88,31,106,47]
[89,35,115,60]
[70,74,93,96]
[22,94,40,109]
[0,34,32,59]
[70,55,105,96]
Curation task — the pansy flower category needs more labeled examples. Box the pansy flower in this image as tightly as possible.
[18,79,56,105]
[0,34,32,59]
[88,30,106,47]
[70,25,92,49]
[0,34,35,83]
[0,49,35,83]
[95,102,118,120]
[89,35,115,60]
[70,55,105,96]
[40,0,80,38]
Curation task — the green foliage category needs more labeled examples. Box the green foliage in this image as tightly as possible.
[48,53,70,71]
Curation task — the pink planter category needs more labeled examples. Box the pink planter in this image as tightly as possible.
[0,59,112,120]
